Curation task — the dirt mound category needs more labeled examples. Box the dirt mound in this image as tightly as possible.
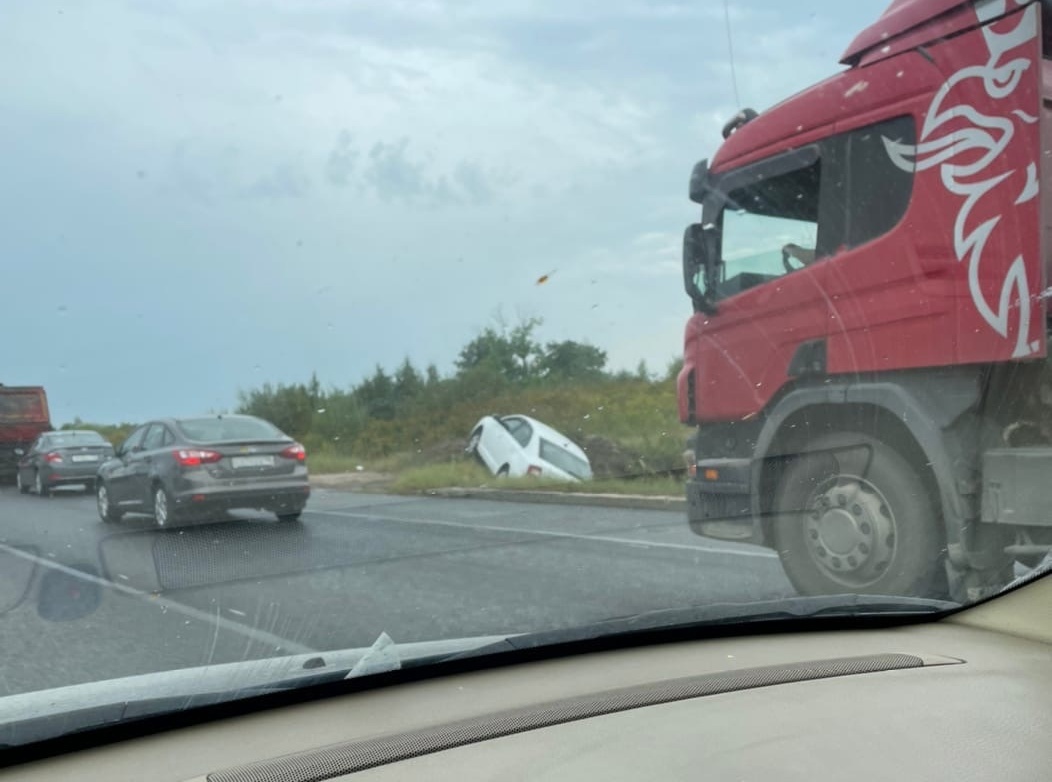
[579,435,642,479]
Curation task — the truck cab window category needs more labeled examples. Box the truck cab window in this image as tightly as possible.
[714,115,914,301]
[717,159,822,298]
[840,116,915,248]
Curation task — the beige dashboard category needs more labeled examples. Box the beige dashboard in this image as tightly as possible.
[3,577,1050,781]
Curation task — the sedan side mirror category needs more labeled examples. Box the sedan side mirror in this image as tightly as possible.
[13,448,24,457]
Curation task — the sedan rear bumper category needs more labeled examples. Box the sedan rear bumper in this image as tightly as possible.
[171,481,311,515]
[42,462,105,486]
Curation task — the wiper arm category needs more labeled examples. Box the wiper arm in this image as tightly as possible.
[0,634,506,749]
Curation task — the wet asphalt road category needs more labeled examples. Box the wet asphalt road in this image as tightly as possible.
[0,485,792,696]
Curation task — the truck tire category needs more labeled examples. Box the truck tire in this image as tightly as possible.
[771,432,946,598]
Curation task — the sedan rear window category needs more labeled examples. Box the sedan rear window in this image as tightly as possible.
[539,439,592,480]
[177,417,286,443]
[46,431,109,447]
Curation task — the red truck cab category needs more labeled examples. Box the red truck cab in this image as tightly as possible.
[679,0,1052,601]
[0,386,52,481]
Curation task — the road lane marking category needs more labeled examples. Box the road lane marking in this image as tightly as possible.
[307,509,779,560]
[0,543,317,654]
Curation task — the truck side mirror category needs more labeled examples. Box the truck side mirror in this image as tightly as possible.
[689,159,709,204]
[683,223,719,315]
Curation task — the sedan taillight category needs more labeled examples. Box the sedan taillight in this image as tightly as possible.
[281,444,307,462]
[174,449,222,467]
[44,452,63,464]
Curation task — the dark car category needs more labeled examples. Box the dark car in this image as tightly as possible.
[16,430,114,496]
[95,415,310,527]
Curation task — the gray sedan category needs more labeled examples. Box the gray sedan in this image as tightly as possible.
[16,430,115,496]
[95,414,310,527]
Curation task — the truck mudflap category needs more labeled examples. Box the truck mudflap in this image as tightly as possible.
[982,448,1052,527]
[685,458,757,543]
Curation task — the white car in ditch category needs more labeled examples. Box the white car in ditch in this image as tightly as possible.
[466,414,593,482]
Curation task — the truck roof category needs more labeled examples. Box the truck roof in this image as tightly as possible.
[710,0,991,173]
[840,0,967,65]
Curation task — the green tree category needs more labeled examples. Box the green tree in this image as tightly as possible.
[238,381,314,438]
[393,357,424,409]
[664,357,685,382]
[311,389,366,448]
[354,366,398,420]
[425,364,441,387]
[537,340,607,382]
[455,317,542,383]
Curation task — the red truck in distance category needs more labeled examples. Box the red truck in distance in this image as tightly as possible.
[0,386,52,482]
[679,0,1052,602]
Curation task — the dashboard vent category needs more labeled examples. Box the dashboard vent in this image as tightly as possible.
[210,653,928,782]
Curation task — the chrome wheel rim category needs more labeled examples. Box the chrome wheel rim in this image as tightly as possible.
[34,472,43,495]
[97,485,109,517]
[803,474,897,589]
[154,488,168,527]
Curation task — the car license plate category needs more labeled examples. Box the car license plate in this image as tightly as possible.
[71,454,99,463]
[231,455,274,469]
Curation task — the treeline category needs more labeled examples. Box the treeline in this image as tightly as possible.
[237,319,684,461]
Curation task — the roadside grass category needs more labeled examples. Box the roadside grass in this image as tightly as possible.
[390,460,684,497]
[307,451,371,475]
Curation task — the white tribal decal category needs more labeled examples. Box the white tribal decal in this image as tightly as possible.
[882,0,1040,358]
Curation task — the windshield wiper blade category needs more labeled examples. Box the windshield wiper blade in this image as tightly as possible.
[451,594,960,659]
[0,635,508,749]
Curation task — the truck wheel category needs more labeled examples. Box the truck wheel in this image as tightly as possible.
[771,432,945,598]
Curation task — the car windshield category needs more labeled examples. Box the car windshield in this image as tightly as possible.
[177,417,287,443]
[539,439,592,480]
[3,0,1050,751]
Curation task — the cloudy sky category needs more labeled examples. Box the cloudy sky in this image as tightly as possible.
[1,0,888,424]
